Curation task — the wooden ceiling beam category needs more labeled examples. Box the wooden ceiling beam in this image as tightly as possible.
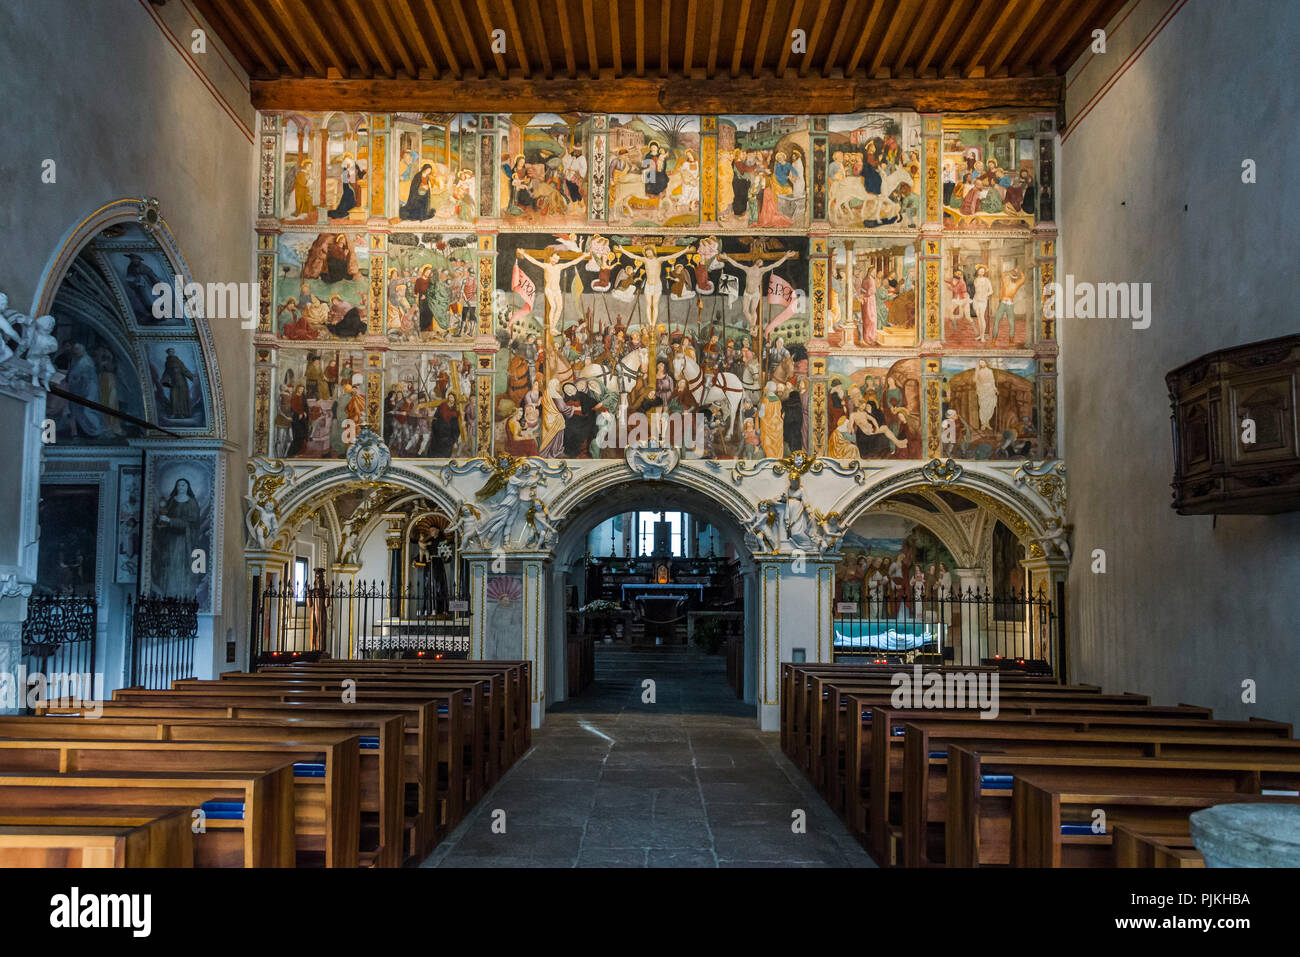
[344,0,396,78]
[583,0,602,79]
[635,0,645,77]
[870,0,919,77]
[1035,0,1108,72]
[528,0,552,79]
[821,0,859,77]
[892,0,933,76]
[750,0,776,79]
[446,0,487,79]
[915,0,966,76]
[797,0,828,77]
[1051,0,1131,74]
[190,0,257,75]
[252,73,1063,114]
[557,0,579,78]
[503,0,531,78]
[1006,0,1071,74]
[940,0,994,75]
[729,0,752,79]
[773,0,803,78]
[289,0,350,76]
[844,0,884,77]
[683,0,698,76]
[374,0,419,78]
[608,0,624,76]
[220,0,282,76]
[962,0,1023,78]
[423,0,463,79]
[706,0,722,78]
[986,0,1046,76]
[660,0,671,77]
[270,0,323,76]
[475,0,510,79]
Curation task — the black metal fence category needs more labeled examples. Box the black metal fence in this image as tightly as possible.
[832,585,1059,673]
[20,596,99,706]
[129,595,199,689]
[251,578,472,665]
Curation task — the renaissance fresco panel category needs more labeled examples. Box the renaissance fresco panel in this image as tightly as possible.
[255,109,1057,463]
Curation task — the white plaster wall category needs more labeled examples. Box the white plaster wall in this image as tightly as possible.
[1060,0,1300,725]
[0,0,256,679]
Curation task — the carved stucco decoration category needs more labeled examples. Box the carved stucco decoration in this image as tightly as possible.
[245,457,295,548]
[625,440,681,480]
[345,429,392,483]
[0,291,57,393]
[921,457,964,486]
[733,449,865,485]
[1013,459,1067,517]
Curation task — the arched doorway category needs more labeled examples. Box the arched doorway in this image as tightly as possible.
[544,477,760,720]
[20,199,226,692]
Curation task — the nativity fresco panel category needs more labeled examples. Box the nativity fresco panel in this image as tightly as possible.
[391,113,479,225]
[607,115,702,228]
[382,350,476,458]
[941,117,1040,230]
[828,238,919,349]
[940,356,1038,460]
[826,112,922,230]
[941,237,1036,348]
[274,231,372,341]
[273,348,368,460]
[827,355,923,460]
[383,234,479,343]
[715,115,809,230]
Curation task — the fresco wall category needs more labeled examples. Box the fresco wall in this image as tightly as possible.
[252,110,1059,464]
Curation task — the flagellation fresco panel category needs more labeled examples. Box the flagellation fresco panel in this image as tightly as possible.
[253,109,1059,463]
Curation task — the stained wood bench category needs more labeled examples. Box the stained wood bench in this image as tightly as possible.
[45,699,448,859]
[898,720,1300,866]
[1111,823,1204,868]
[0,806,194,867]
[0,736,359,867]
[1010,776,1300,867]
[0,714,404,866]
[0,767,296,866]
[946,745,1300,867]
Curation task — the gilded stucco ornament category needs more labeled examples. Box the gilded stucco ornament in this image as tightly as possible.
[244,457,294,548]
[1014,460,1067,516]
[733,449,865,485]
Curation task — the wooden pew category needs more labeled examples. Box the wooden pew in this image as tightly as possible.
[844,701,1243,840]
[0,767,296,867]
[0,807,194,867]
[0,714,404,867]
[198,672,501,786]
[259,659,532,759]
[900,720,1300,866]
[114,681,485,805]
[45,699,449,859]
[1111,823,1204,868]
[1010,776,1300,867]
[946,745,1300,866]
[0,736,359,867]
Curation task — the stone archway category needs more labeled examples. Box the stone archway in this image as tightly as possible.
[543,471,762,718]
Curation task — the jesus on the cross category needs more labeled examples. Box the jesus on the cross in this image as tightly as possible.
[615,243,694,331]
[718,249,795,338]
[517,248,590,334]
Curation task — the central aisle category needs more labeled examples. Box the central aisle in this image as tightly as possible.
[422,646,875,867]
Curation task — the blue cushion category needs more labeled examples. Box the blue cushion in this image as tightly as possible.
[294,762,326,778]
[1060,823,1103,835]
[359,736,379,750]
[200,801,245,821]
[980,774,1014,789]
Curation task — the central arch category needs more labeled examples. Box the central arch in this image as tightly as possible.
[543,467,760,718]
